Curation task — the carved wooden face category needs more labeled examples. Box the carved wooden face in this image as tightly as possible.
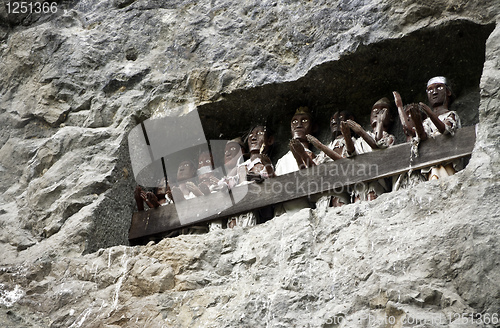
[291,114,312,141]
[330,111,348,136]
[370,104,392,130]
[427,83,450,108]
[198,151,213,169]
[248,126,268,153]
[224,142,242,164]
[177,160,196,181]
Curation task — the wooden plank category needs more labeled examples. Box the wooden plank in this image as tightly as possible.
[129,205,180,240]
[129,125,476,240]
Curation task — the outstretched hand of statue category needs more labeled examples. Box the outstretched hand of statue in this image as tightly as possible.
[306,134,321,148]
[340,121,355,155]
[134,186,147,211]
[393,91,417,139]
[198,183,211,195]
[307,134,343,161]
[289,138,303,153]
[347,119,379,149]
[393,91,403,109]
[408,104,427,140]
[199,175,220,187]
[345,119,363,135]
[418,102,433,116]
[209,175,220,185]
[256,153,271,165]
[146,191,160,208]
[170,186,184,203]
[290,138,315,168]
[256,153,275,178]
[419,101,448,135]
[340,121,351,139]
[246,172,264,183]
[134,186,146,201]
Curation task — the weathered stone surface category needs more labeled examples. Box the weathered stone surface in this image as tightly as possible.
[0,0,499,327]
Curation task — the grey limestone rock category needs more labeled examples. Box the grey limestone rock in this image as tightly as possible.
[0,0,499,327]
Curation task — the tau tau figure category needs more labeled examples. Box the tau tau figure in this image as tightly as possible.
[308,110,355,164]
[342,98,395,202]
[342,97,395,155]
[307,110,356,208]
[275,107,317,215]
[394,76,462,180]
[195,149,223,232]
[170,160,203,202]
[237,125,275,184]
[169,159,211,234]
[224,138,245,177]
[392,93,427,190]
[228,125,275,228]
[276,107,316,175]
[218,138,246,190]
[196,150,221,195]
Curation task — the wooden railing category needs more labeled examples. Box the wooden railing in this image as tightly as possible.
[129,125,476,241]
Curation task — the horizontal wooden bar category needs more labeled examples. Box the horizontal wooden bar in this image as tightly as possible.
[129,125,476,240]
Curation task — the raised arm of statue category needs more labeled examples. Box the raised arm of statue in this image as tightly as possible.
[346,119,378,150]
[340,121,355,156]
[419,102,448,135]
[408,104,428,140]
[393,91,415,138]
[307,134,343,161]
[290,139,307,169]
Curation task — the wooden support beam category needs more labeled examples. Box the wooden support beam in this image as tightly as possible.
[129,125,476,241]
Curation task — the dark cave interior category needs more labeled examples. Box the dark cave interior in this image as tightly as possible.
[197,20,494,165]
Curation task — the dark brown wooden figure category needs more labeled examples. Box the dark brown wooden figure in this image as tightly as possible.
[195,149,221,231]
[170,160,201,202]
[196,150,220,195]
[274,107,318,214]
[224,138,245,176]
[214,138,246,230]
[217,138,246,190]
[371,97,394,144]
[276,107,316,174]
[393,92,426,141]
[305,110,355,208]
[392,93,428,190]
[343,98,396,202]
[308,111,354,163]
[394,76,462,180]
[237,125,275,184]
[229,125,275,228]
[344,98,395,152]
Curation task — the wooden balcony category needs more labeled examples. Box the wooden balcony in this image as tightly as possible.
[129,125,476,242]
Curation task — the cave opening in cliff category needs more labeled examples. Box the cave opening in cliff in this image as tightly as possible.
[127,20,495,246]
[198,20,495,163]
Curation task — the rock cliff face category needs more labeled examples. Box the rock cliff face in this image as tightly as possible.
[0,0,499,327]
